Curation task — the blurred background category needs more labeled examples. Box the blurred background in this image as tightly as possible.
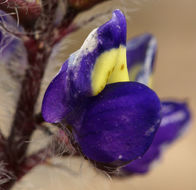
[1,0,195,189]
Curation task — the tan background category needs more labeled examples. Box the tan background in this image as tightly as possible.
[0,0,196,190]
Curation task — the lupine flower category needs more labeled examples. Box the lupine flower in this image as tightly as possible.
[42,9,162,168]
[120,34,191,175]
[0,6,189,175]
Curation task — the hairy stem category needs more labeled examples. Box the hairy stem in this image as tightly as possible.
[0,0,41,28]
[18,146,54,180]
[6,37,50,171]
[4,10,78,190]
[7,130,77,185]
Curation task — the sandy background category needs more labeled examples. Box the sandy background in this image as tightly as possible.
[0,0,196,190]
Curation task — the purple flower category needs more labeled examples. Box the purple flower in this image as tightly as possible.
[42,9,190,170]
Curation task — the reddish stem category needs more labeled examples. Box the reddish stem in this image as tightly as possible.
[0,134,14,190]
[16,129,77,181]
[68,0,108,11]
[2,37,54,190]
[18,147,53,180]
[6,38,50,170]
[4,11,78,190]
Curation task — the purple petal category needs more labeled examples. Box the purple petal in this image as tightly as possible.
[42,53,88,124]
[77,82,161,167]
[42,61,69,123]
[126,34,157,86]
[67,9,127,96]
[0,11,27,77]
[0,10,24,55]
[97,9,126,48]
[121,100,191,174]
[42,9,127,123]
[155,101,191,145]
[0,10,23,33]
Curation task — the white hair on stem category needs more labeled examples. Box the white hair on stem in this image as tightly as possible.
[0,161,16,186]
[0,0,8,5]
[14,7,19,26]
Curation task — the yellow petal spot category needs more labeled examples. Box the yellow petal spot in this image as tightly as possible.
[120,64,125,70]
[91,45,129,95]
[107,46,129,84]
